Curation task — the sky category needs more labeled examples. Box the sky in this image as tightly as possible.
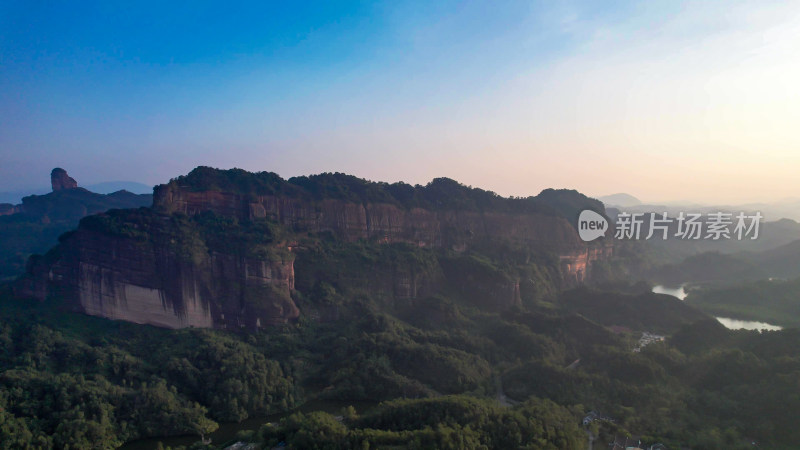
[1,0,799,204]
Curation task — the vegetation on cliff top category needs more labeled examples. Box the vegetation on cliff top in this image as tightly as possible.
[164,166,605,218]
[79,208,290,263]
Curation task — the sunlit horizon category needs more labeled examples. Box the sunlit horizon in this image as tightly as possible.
[2,1,799,204]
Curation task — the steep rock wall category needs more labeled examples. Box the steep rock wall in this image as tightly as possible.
[18,229,299,329]
[153,185,606,283]
[155,188,580,248]
[14,177,613,330]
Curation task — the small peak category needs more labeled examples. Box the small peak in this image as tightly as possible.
[51,168,78,191]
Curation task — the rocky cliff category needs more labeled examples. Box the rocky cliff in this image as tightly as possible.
[152,168,613,282]
[15,167,612,329]
[51,168,78,191]
[156,188,581,247]
[16,209,299,329]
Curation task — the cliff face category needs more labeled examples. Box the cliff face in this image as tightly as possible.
[153,184,610,283]
[560,245,614,284]
[154,185,595,260]
[16,168,613,329]
[16,212,299,330]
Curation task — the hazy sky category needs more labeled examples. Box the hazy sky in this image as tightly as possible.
[2,1,798,203]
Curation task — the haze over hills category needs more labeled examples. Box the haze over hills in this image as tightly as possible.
[0,181,152,204]
[647,235,800,285]
[601,193,800,222]
[85,181,153,195]
[597,193,641,207]
[599,191,800,263]
[0,188,49,205]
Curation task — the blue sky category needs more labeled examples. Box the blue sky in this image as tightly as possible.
[2,1,799,203]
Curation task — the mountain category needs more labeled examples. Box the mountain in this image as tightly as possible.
[6,167,799,450]
[85,181,153,195]
[610,200,800,223]
[646,235,800,286]
[598,192,641,207]
[0,169,152,280]
[13,166,613,330]
[726,199,800,222]
[0,180,151,204]
[685,276,800,327]
[750,238,800,279]
[605,207,800,264]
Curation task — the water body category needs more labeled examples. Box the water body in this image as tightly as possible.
[651,285,782,331]
[651,284,687,300]
[715,317,782,331]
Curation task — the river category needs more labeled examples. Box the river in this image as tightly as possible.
[651,285,782,331]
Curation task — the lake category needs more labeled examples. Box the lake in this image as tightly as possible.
[715,317,782,331]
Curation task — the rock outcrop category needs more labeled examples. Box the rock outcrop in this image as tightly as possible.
[16,211,299,330]
[560,245,613,284]
[51,168,78,191]
[16,167,613,329]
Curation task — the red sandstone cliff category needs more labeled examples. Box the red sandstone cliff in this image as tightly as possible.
[16,169,613,329]
[153,183,610,282]
[51,168,78,191]
[16,222,299,330]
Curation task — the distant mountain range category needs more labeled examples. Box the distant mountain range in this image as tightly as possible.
[0,181,151,204]
[597,193,641,207]
[599,192,800,222]
[645,234,800,287]
[85,181,153,195]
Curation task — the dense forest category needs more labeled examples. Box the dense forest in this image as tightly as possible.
[2,273,800,448]
[162,166,604,219]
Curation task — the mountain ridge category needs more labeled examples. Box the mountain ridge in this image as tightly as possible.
[14,166,614,330]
